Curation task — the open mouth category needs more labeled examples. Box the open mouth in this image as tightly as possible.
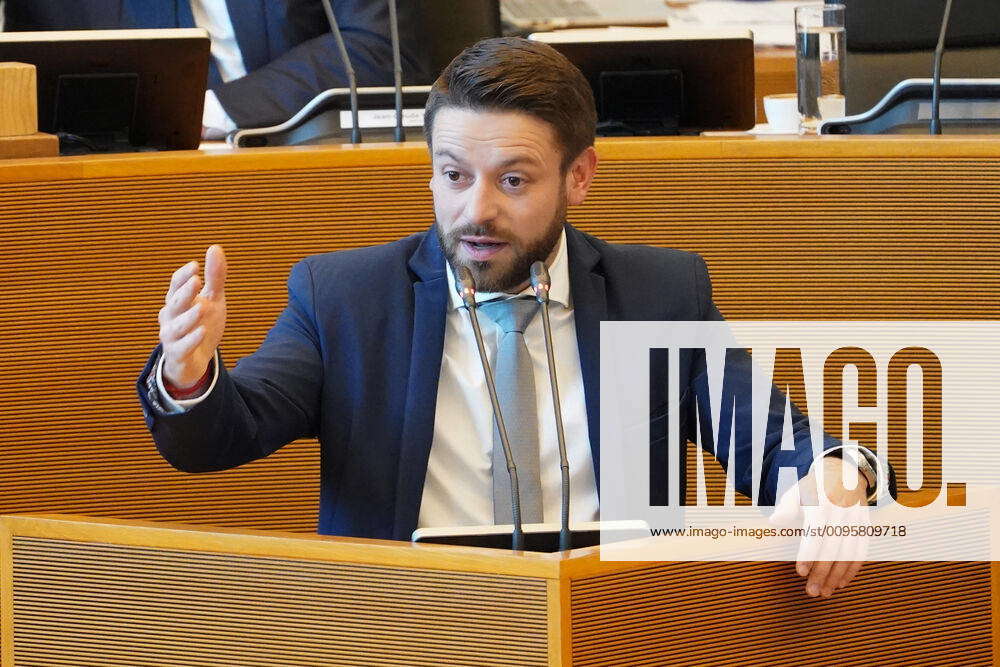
[460,237,508,261]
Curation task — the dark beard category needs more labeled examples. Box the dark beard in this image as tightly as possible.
[437,202,566,293]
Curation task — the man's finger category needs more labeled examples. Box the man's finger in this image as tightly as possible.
[805,555,836,597]
[202,245,227,299]
[820,556,854,597]
[796,532,821,579]
[839,559,865,589]
[805,524,846,596]
[164,275,202,318]
[160,301,203,344]
[837,530,869,589]
[811,515,856,593]
[795,506,828,578]
[167,261,199,301]
[166,324,207,361]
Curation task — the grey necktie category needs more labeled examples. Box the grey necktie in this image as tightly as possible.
[478,296,543,524]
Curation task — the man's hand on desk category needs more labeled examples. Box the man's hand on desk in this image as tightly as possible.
[159,245,228,392]
[774,456,872,599]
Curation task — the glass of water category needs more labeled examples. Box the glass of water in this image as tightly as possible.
[795,3,846,134]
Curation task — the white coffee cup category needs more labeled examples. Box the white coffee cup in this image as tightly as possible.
[762,93,799,132]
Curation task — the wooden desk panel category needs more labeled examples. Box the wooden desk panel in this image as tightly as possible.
[1,137,998,531]
[2,515,997,666]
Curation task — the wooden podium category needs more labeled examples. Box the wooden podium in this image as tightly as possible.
[1,515,996,666]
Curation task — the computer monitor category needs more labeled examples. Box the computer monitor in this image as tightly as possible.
[0,28,210,153]
[842,0,1000,115]
[531,29,755,135]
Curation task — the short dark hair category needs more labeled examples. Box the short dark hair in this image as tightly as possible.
[424,37,596,170]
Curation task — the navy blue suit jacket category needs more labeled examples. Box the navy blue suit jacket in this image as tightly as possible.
[3,0,430,128]
[138,225,825,539]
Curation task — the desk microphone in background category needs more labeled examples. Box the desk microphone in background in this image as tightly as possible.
[530,260,572,552]
[930,0,955,134]
[388,0,405,141]
[455,266,526,551]
[319,0,362,143]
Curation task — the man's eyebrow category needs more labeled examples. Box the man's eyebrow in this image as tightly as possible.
[432,150,543,169]
[433,149,466,164]
[496,155,542,170]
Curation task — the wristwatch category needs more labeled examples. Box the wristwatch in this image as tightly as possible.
[829,446,880,505]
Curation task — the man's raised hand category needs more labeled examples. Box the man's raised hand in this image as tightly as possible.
[159,245,228,389]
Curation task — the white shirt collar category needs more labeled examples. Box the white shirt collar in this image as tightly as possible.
[445,228,571,311]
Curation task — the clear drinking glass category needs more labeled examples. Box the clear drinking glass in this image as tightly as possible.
[795,3,846,134]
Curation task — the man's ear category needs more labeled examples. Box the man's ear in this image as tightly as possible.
[565,146,598,206]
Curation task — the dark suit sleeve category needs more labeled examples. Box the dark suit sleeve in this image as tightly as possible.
[212,0,430,128]
[136,259,324,473]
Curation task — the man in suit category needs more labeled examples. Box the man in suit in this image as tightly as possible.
[2,0,430,135]
[138,37,885,598]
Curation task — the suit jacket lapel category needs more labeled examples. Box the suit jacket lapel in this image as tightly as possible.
[225,0,269,73]
[565,225,607,489]
[392,228,448,539]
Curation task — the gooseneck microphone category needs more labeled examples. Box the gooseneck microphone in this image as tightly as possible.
[387,0,405,142]
[319,0,362,143]
[530,261,571,552]
[455,266,525,551]
[930,0,955,135]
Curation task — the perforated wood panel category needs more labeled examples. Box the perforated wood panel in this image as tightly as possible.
[10,536,548,666]
[1,162,436,533]
[1,140,998,532]
[569,560,995,666]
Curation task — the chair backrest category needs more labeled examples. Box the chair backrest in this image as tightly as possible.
[420,0,502,79]
[841,0,1000,114]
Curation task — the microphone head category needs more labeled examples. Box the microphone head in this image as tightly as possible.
[455,265,478,309]
[529,261,551,304]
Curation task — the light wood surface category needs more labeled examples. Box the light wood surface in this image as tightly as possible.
[0,520,11,667]
[0,132,58,159]
[0,62,54,159]
[0,63,36,137]
[0,514,563,579]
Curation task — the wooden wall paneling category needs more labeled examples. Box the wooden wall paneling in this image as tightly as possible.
[1,161,435,533]
[568,560,995,666]
[2,516,557,666]
[1,136,998,537]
